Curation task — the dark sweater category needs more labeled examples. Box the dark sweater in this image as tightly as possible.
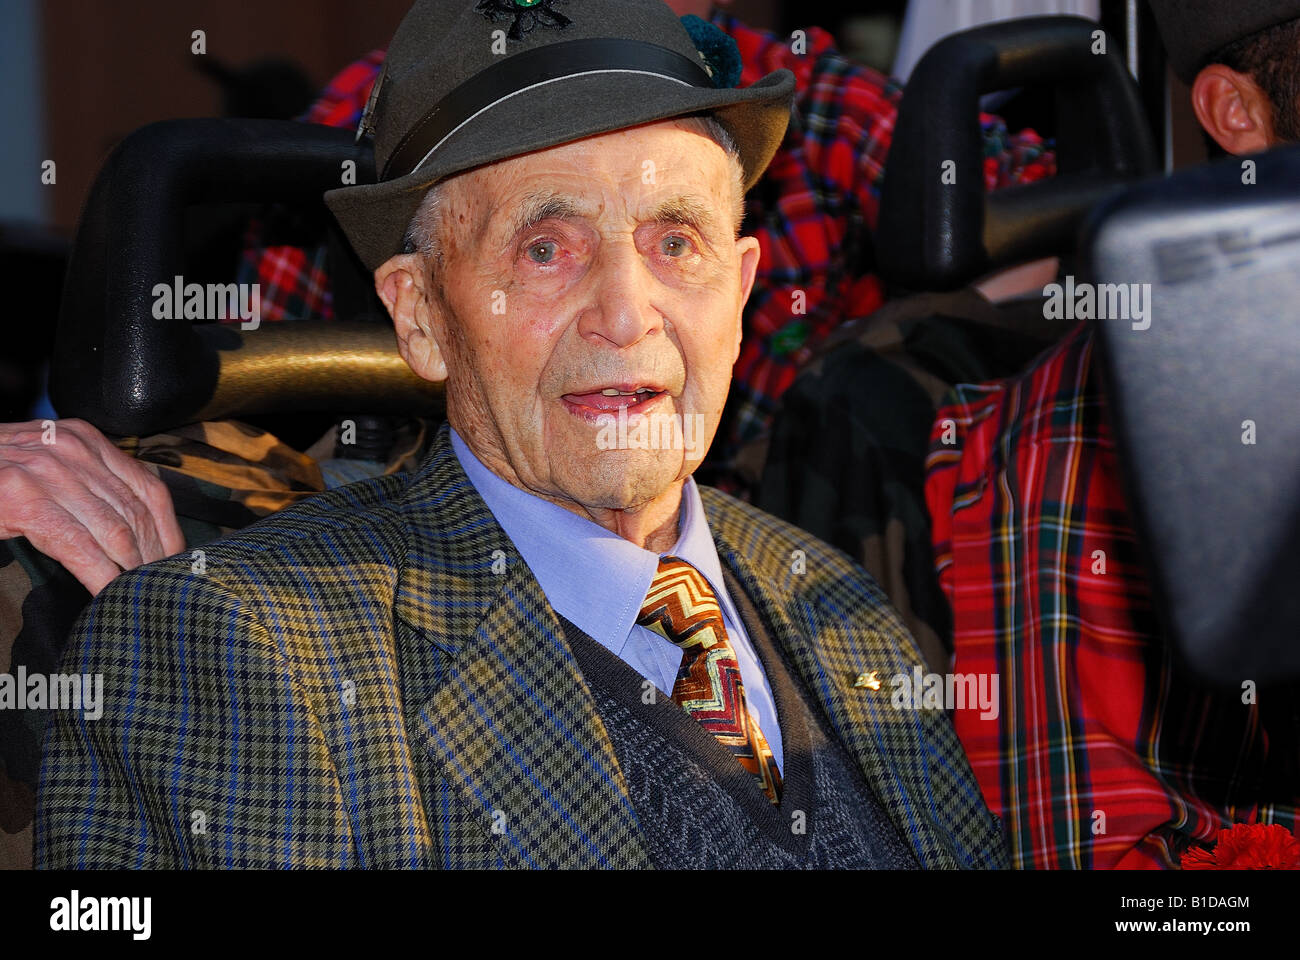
[562,570,919,869]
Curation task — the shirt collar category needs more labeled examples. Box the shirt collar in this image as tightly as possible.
[448,428,734,651]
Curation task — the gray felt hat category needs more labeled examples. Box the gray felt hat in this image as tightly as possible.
[324,0,796,271]
[1149,0,1300,84]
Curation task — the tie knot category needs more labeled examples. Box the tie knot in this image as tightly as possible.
[637,556,725,650]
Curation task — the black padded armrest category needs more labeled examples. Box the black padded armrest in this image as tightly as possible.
[877,16,1157,292]
[51,118,442,437]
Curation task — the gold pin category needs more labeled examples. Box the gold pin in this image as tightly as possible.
[854,671,882,691]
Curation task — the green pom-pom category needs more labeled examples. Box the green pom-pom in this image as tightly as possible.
[680,14,742,89]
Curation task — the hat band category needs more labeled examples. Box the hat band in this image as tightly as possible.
[382,38,714,181]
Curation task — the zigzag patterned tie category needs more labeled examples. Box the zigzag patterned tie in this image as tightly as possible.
[637,556,783,805]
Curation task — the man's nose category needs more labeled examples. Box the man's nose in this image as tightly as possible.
[576,240,665,349]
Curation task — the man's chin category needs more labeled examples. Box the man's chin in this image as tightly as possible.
[555,449,687,512]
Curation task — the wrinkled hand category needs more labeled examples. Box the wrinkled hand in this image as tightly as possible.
[0,418,186,595]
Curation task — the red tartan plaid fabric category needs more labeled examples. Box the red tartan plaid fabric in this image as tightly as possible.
[925,321,1300,869]
[301,49,388,128]
[722,13,1054,470]
[235,48,386,325]
[237,18,1056,474]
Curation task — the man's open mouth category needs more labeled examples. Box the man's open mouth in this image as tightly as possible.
[561,384,668,420]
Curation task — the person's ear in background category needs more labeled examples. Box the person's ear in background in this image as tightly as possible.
[1191,62,1280,156]
[1156,8,1300,157]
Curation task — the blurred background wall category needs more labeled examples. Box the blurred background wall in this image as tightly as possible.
[0,0,48,225]
[5,0,785,237]
[39,0,412,232]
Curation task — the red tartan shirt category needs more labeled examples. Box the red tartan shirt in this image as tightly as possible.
[238,13,1055,478]
[925,321,1300,869]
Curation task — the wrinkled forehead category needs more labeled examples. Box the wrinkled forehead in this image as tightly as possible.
[446,120,737,232]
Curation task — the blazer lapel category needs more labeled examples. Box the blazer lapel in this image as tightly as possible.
[393,428,652,868]
[705,496,968,869]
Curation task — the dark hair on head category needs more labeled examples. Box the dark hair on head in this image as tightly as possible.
[1210,15,1300,143]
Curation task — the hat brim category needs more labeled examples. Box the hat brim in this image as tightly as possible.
[325,68,796,272]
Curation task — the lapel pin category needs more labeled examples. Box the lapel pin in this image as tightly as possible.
[854,671,882,691]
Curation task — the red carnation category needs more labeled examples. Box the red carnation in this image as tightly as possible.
[1181,822,1300,870]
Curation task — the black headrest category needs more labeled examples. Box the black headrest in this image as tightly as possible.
[1083,142,1300,685]
[51,118,442,437]
[877,16,1158,292]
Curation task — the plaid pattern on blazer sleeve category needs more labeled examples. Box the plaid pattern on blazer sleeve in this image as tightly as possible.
[33,466,437,869]
[34,566,358,868]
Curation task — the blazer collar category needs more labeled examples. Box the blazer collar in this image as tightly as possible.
[392,424,513,655]
[701,488,966,869]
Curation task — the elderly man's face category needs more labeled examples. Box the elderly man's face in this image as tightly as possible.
[380,120,760,521]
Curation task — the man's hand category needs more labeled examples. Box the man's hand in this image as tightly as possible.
[0,418,186,595]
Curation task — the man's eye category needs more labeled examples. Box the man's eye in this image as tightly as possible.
[527,240,558,263]
[661,235,690,258]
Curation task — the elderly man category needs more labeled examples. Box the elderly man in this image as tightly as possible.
[35,0,1006,869]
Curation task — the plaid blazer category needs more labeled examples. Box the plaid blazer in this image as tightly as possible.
[36,426,1008,869]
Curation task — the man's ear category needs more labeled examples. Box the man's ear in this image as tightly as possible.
[732,235,761,359]
[1192,64,1276,156]
[374,253,448,383]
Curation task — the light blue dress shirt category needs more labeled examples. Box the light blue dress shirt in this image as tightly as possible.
[449,428,783,773]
